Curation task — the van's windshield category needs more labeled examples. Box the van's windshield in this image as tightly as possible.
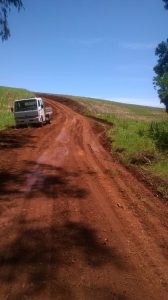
[14,99,37,112]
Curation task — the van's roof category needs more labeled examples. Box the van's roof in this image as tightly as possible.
[15,97,42,102]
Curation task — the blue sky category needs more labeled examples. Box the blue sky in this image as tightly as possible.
[0,0,168,107]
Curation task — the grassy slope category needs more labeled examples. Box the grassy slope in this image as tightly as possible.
[1,88,168,198]
[0,86,34,129]
[62,95,168,199]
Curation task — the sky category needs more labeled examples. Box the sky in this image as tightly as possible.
[0,0,168,107]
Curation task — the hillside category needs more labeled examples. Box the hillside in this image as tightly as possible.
[1,87,168,199]
[38,92,168,200]
[72,95,168,199]
[56,94,167,121]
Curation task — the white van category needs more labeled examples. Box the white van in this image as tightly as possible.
[12,97,52,127]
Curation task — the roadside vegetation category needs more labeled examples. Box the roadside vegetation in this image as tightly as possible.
[0,86,34,129]
[64,95,168,199]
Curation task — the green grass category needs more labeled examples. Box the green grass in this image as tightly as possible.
[149,160,168,180]
[90,112,158,161]
[0,86,34,129]
[92,112,168,178]
[107,117,156,158]
[0,112,15,130]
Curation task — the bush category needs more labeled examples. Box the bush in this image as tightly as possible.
[149,121,168,152]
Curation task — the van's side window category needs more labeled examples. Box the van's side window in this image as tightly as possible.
[38,100,40,107]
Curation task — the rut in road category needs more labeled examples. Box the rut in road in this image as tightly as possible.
[0,97,167,300]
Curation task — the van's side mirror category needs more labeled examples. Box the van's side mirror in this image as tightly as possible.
[11,107,14,113]
[41,104,44,109]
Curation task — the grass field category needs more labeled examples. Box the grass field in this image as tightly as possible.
[0,86,34,129]
[65,95,168,121]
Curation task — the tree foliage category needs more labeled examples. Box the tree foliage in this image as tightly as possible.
[0,0,23,41]
[154,75,168,113]
[163,0,168,9]
[153,2,168,112]
[154,40,168,112]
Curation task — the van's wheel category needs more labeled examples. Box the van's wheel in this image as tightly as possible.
[40,117,44,127]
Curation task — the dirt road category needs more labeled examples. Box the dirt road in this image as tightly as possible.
[0,97,168,300]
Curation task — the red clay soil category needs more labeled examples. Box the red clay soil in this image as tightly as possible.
[0,97,168,300]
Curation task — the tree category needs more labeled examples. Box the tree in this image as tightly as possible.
[0,0,23,41]
[154,40,168,112]
[163,0,168,9]
[154,75,168,113]
[153,1,168,111]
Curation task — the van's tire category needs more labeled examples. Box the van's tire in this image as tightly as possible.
[40,116,44,127]
[45,117,51,124]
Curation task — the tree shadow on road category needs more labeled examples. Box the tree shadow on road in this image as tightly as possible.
[0,160,131,299]
[25,162,89,200]
[0,219,129,299]
[0,162,89,202]
[0,130,36,150]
